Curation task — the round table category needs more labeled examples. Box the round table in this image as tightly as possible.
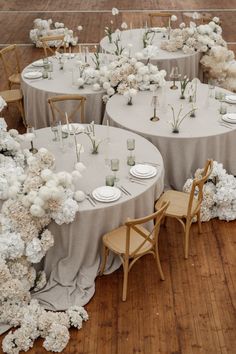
[100,29,201,80]
[104,83,236,190]
[32,125,164,310]
[21,54,111,129]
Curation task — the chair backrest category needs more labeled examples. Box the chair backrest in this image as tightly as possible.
[0,44,21,79]
[40,34,66,57]
[187,159,213,219]
[48,94,86,124]
[148,12,172,27]
[125,200,170,258]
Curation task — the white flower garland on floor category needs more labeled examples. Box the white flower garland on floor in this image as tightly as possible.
[0,127,88,353]
[183,161,236,222]
[30,18,79,47]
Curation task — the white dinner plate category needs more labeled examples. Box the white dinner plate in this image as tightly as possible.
[62,123,84,134]
[24,71,43,79]
[130,164,157,179]
[32,59,44,67]
[92,186,121,202]
[222,113,236,124]
[131,170,157,179]
[225,95,236,103]
[132,164,156,175]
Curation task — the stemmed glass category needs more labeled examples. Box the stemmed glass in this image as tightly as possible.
[150,94,160,121]
[111,158,119,182]
[27,126,38,154]
[127,138,135,166]
[50,122,59,141]
[169,67,180,90]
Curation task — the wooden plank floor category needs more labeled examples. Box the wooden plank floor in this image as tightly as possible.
[0,1,236,353]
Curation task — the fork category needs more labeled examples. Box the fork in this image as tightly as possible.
[128,177,146,185]
[86,195,96,207]
[219,122,233,130]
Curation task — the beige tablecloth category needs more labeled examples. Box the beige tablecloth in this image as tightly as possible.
[100,29,201,80]
[104,83,236,190]
[30,125,164,310]
[21,54,110,129]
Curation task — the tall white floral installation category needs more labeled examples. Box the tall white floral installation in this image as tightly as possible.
[0,125,88,353]
[30,18,79,47]
[183,161,236,222]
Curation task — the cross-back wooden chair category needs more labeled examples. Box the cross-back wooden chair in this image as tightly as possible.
[48,95,86,124]
[100,200,170,301]
[0,45,21,89]
[0,90,26,126]
[155,159,213,259]
[148,12,172,28]
[40,34,66,57]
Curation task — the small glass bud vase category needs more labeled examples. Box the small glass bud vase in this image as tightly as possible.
[180,92,185,100]
[172,127,179,134]
[127,97,133,106]
[190,110,196,118]
[189,95,193,103]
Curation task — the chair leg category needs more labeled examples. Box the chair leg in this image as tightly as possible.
[99,244,109,275]
[122,257,129,301]
[154,244,165,280]
[184,221,191,259]
[197,211,202,234]
[17,99,26,127]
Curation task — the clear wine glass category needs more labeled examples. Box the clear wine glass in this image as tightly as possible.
[169,66,179,89]
[27,125,38,153]
[110,158,120,182]
[51,122,59,141]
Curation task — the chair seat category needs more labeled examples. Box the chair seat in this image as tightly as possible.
[0,89,23,103]
[155,190,198,218]
[103,225,153,256]
[9,73,21,85]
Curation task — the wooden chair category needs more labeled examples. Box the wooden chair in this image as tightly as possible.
[155,159,213,259]
[0,45,21,89]
[40,34,66,57]
[100,201,170,301]
[48,95,86,124]
[148,12,172,28]
[0,89,26,126]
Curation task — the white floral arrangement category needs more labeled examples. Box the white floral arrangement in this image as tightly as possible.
[160,18,225,54]
[200,46,236,92]
[0,128,88,353]
[29,18,79,47]
[183,161,236,222]
[98,56,166,101]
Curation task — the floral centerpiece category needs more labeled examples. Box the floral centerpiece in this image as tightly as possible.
[29,18,78,47]
[0,127,88,353]
[99,56,166,101]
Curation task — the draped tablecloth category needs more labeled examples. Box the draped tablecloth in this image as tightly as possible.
[100,29,201,80]
[104,83,236,190]
[30,125,164,310]
[21,54,110,129]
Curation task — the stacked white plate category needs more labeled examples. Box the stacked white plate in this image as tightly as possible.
[222,113,236,124]
[24,71,43,79]
[92,186,121,202]
[225,95,236,104]
[130,164,157,179]
[32,59,44,67]
[61,123,85,134]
